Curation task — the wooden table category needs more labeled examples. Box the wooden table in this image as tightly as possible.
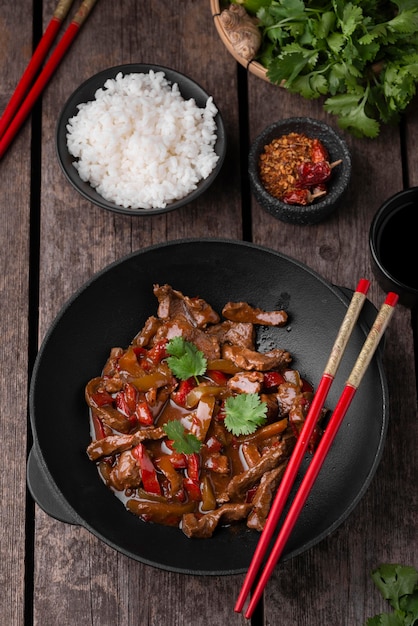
[1,1,417,624]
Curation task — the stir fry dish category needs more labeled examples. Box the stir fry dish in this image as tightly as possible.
[85,284,325,538]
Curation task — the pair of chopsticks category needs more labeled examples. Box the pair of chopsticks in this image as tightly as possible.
[235,280,399,619]
[0,0,98,160]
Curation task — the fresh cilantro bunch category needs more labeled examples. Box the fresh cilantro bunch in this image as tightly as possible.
[246,0,418,137]
[166,336,207,382]
[224,393,268,436]
[366,564,418,625]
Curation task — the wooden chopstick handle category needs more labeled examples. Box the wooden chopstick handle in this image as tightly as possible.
[0,0,75,141]
[54,0,75,20]
[0,0,98,159]
[347,292,398,389]
[244,292,398,619]
[323,278,370,377]
[72,0,98,26]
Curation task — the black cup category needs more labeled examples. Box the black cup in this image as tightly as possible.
[369,187,418,308]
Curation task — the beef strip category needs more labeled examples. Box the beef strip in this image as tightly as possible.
[109,450,141,491]
[181,503,253,539]
[132,315,163,347]
[227,371,264,394]
[153,315,221,360]
[218,433,295,503]
[153,284,220,328]
[222,302,288,326]
[127,498,196,526]
[102,347,124,377]
[222,344,292,371]
[246,461,288,531]
[86,426,165,461]
[206,320,255,349]
[93,405,132,433]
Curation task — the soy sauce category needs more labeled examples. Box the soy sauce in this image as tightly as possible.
[377,201,418,290]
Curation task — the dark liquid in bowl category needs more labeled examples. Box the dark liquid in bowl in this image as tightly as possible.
[378,202,418,290]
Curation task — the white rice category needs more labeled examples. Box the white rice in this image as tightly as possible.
[66,70,220,209]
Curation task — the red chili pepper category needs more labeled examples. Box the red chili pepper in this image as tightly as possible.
[183,477,202,501]
[92,412,106,440]
[206,369,228,385]
[263,371,285,390]
[115,392,132,417]
[124,383,138,412]
[134,400,154,425]
[90,389,114,407]
[297,160,331,187]
[147,339,168,364]
[132,346,147,357]
[205,436,222,453]
[186,453,200,482]
[172,377,196,407]
[311,138,328,163]
[169,452,188,469]
[132,443,161,495]
[283,188,312,205]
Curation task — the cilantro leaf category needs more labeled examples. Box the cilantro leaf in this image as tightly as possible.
[365,564,418,626]
[163,420,202,454]
[166,336,207,382]
[224,393,267,436]
[253,0,418,137]
[324,88,380,138]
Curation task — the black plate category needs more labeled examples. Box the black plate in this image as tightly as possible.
[28,239,388,575]
[56,64,226,215]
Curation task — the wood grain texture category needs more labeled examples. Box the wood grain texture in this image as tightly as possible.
[0,5,34,626]
[33,1,247,625]
[1,0,416,624]
[247,72,418,626]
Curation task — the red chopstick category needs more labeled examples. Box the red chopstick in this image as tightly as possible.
[242,291,399,619]
[0,0,98,160]
[0,0,75,141]
[234,278,370,615]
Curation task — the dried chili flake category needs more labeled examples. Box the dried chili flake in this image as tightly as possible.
[258,132,339,206]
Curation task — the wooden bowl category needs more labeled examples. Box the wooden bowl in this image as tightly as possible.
[210,0,269,82]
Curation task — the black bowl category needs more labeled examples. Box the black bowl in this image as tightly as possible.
[56,64,226,216]
[369,187,418,308]
[248,117,351,225]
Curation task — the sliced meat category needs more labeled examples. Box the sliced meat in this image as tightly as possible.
[153,284,220,328]
[181,503,252,538]
[222,302,288,326]
[222,344,292,371]
[227,371,264,394]
[204,452,230,474]
[206,320,255,349]
[153,315,221,360]
[102,347,124,377]
[277,382,303,417]
[92,405,131,434]
[86,426,165,461]
[132,315,163,347]
[219,435,294,503]
[246,461,288,531]
[109,450,141,491]
[127,498,196,526]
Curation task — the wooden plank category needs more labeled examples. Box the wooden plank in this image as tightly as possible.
[247,71,418,623]
[33,1,248,625]
[0,5,33,626]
